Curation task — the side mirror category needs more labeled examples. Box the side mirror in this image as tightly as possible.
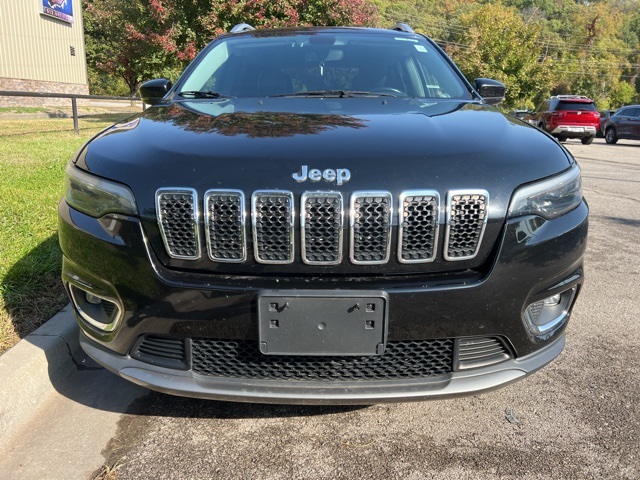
[473,78,506,105]
[140,78,173,106]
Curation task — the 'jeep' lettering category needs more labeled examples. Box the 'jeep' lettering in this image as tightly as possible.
[292,166,351,185]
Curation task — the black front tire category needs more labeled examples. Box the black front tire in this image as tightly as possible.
[605,127,618,144]
[581,136,594,145]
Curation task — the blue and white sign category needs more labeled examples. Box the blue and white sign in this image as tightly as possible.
[42,0,74,24]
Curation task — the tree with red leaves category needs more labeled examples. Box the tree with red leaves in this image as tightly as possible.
[84,0,378,96]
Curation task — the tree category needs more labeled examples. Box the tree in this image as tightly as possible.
[446,3,553,108]
[84,0,378,96]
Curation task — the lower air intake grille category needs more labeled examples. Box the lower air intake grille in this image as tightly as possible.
[191,338,453,381]
[131,335,188,370]
[455,337,511,370]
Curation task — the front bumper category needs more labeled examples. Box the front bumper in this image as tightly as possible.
[59,198,588,403]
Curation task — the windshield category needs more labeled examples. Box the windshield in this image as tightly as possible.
[178,32,471,100]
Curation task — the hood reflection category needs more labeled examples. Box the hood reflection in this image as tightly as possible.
[148,104,367,138]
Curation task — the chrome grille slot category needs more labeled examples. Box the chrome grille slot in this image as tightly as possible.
[156,188,200,259]
[252,191,294,264]
[204,190,246,262]
[398,191,439,263]
[350,192,392,265]
[445,190,488,261]
[301,192,343,265]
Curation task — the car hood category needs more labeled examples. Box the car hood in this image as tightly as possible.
[77,98,572,218]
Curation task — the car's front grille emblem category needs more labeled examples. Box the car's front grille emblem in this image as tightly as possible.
[155,189,489,265]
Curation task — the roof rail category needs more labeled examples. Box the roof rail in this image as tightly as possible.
[390,22,415,34]
[230,23,256,34]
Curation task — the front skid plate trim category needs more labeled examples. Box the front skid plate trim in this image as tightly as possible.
[80,333,565,405]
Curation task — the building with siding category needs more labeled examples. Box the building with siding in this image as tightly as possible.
[0,0,88,106]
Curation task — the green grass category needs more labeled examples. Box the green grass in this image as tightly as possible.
[0,106,51,114]
[0,113,137,354]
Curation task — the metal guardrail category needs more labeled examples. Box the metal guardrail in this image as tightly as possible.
[0,90,144,134]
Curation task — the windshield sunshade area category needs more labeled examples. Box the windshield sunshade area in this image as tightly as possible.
[178,32,472,100]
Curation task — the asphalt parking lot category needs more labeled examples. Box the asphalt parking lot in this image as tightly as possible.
[1,138,638,480]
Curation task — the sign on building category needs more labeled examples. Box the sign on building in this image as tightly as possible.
[42,0,74,24]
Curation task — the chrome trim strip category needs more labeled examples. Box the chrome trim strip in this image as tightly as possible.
[350,191,393,265]
[68,284,123,333]
[204,189,246,263]
[444,189,489,261]
[301,191,344,265]
[397,190,440,264]
[155,188,201,260]
[251,190,295,265]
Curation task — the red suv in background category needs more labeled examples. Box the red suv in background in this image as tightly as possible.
[527,95,600,144]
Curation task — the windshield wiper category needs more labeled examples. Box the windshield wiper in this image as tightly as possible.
[269,90,398,98]
[178,90,227,99]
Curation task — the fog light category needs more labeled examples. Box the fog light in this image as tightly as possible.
[85,292,102,305]
[543,294,561,306]
[68,284,122,332]
[524,287,577,337]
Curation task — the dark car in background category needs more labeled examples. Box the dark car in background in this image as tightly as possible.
[604,105,640,144]
[527,95,600,144]
[597,110,616,137]
[59,24,587,404]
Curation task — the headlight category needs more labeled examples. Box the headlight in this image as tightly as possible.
[64,164,138,217]
[508,165,582,220]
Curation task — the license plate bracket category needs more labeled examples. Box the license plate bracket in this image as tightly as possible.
[257,290,388,356]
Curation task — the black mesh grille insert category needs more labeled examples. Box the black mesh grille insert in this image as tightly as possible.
[302,193,343,264]
[205,191,245,262]
[252,192,294,263]
[157,190,199,259]
[446,192,488,260]
[400,192,439,263]
[191,339,453,381]
[351,193,392,264]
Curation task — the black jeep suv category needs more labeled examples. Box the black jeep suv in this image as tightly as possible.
[59,24,587,404]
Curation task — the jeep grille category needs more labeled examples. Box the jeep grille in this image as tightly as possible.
[445,191,489,261]
[156,188,200,259]
[155,189,489,265]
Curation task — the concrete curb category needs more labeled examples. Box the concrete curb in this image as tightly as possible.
[0,305,80,450]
